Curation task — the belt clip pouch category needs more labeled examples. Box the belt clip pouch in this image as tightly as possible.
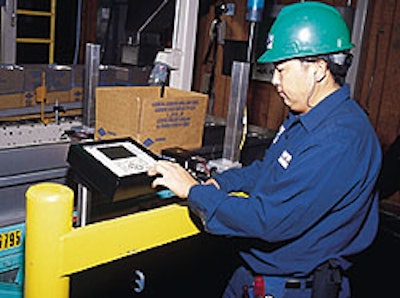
[311,259,342,298]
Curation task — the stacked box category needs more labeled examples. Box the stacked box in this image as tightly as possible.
[0,64,153,114]
[0,67,24,109]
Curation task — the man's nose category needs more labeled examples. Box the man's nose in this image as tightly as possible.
[271,69,280,87]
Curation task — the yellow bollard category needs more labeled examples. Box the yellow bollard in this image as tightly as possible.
[24,182,74,298]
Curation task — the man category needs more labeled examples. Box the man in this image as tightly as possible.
[148,2,382,297]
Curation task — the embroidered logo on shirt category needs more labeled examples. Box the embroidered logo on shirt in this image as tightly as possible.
[278,150,292,169]
[273,125,285,144]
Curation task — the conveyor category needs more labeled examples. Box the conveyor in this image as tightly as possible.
[0,122,76,298]
[0,61,152,297]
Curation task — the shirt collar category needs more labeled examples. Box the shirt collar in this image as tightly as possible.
[295,84,351,132]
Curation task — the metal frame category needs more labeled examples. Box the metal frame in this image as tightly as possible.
[157,0,199,91]
[347,0,369,97]
[0,141,71,227]
[0,0,17,63]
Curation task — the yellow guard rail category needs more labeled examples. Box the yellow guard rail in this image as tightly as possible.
[24,182,199,297]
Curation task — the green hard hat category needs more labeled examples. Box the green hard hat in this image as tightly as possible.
[258,2,354,63]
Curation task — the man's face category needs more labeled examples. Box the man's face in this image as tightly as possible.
[271,59,316,114]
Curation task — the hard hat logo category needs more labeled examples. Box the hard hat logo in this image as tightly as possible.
[266,34,274,50]
[298,28,311,43]
[257,2,354,63]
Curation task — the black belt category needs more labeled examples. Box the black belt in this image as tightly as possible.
[285,279,313,289]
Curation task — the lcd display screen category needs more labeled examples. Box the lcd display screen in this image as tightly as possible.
[98,146,136,160]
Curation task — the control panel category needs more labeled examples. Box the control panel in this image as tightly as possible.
[67,138,160,202]
[83,141,156,177]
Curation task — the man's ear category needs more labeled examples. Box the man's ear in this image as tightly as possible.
[314,59,328,82]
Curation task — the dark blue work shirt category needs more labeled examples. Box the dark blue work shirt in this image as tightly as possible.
[188,84,382,276]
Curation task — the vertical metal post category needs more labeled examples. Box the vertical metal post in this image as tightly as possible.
[83,43,100,128]
[222,61,250,162]
[76,184,91,227]
[247,21,256,62]
[25,182,73,298]
[347,0,369,97]
[0,0,17,63]
[168,0,199,90]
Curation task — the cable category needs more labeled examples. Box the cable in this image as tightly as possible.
[73,0,82,64]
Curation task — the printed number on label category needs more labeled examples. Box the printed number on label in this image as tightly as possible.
[0,230,22,250]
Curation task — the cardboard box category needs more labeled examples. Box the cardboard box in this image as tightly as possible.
[70,86,83,102]
[0,93,25,110]
[22,64,46,91]
[46,65,72,92]
[0,67,24,94]
[22,64,74,106]
[95,86,209,154]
